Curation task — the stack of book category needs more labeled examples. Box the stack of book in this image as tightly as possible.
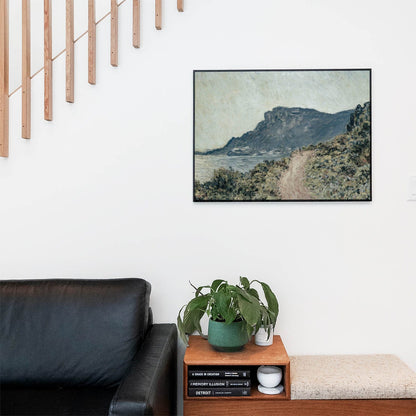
[188,368,251,397]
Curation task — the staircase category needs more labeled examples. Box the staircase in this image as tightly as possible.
[0,0,184,157]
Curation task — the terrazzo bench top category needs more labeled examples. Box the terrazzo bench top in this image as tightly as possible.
[290,354,416,400]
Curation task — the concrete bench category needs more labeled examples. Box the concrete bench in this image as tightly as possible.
[287,354,416,416]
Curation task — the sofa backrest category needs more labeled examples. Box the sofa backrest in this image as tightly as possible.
[0,278,151,387]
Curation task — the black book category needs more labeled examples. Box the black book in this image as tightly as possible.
[188,387,251,397]
[188,369,250,378]
[188,379,251,388]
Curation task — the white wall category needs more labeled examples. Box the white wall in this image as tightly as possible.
[1,0,415,381]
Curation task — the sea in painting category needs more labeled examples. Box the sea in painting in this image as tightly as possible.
[194,70,371,201]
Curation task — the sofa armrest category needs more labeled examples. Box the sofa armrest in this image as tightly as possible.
[109,324,177,416]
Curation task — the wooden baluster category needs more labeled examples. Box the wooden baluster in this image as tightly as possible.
[111,0,118,66]
[44,0,52,120]
[133,0,140,48]
[22,0,30,139]
[0,0,8,156]
[155,0,161,30]
[66,0,74,102]
[177,0,183,12]
[88,0,96,84]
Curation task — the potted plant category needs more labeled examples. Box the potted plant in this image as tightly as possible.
[177,277,279,351]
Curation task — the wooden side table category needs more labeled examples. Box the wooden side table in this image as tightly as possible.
[183,335,290,416]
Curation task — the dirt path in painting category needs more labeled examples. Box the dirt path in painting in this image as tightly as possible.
[279,150,314,200]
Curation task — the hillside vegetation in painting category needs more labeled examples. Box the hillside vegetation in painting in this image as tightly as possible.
[195,159,290,201]
[304,102,371,200]
[194,102,371,201]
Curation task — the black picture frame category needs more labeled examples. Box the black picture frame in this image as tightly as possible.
[193,69,372,202]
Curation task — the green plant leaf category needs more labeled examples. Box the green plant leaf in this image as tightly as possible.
[243,321,253,341]
[190,309,204,334]
[182,310,194,334]
[240,276,250,290]
[191,282,210,297]
[212,291,237,324]
[247,288,260,300]
[261,307,270,327]
[182,294,209,334]
[254,317,262,334]
[177,306,188,345]
[234,286,252,302]
[236,293,261,326]
[187,293,210,310]
[212,291,228,318]
[252,280,279,324]
[235,286,259,304]
[224,309,237,325]
[211,279,227,293]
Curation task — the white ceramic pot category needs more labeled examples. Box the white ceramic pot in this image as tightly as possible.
[254,325,274,346]
[257,365,282,388]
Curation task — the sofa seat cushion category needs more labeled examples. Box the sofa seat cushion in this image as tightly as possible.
[0,385,117,416]
[290,354,416,400]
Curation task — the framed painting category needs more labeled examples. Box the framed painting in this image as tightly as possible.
[193,69,371,202]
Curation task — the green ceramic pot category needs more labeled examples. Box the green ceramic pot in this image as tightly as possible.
[208,319,249,352]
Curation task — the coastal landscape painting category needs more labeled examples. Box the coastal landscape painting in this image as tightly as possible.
[194,70,371,201]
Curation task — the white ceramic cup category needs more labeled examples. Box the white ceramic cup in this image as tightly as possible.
[255,326,274,346]
[257,365,282,388]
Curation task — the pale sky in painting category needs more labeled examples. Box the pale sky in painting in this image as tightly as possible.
[194,70,370,152]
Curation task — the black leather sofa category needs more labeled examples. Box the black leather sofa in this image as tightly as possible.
[0,278,177,416]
